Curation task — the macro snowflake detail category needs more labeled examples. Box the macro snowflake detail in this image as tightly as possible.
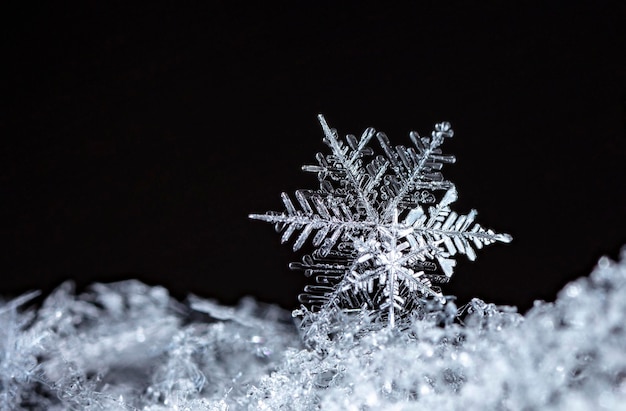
[250,115,512,327]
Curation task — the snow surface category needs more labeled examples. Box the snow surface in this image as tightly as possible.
[1,248,626,410]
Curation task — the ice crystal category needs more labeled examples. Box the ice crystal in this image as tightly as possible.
[250,115,511,326]
[0,291,46,409]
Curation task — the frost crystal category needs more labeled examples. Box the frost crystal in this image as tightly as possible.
[250,115,511,326]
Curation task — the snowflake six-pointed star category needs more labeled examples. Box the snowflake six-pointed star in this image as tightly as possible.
[250,115,511,326]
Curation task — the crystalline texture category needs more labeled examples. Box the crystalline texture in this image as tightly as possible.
[250,115,511,326]
[0,291,46,409]
[1,250,625,409]
[244,250,626,411]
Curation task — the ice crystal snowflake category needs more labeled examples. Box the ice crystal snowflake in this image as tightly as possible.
[250,115,511,327]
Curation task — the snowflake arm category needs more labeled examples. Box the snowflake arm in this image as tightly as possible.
[296,115,383,226]
[377,121,456,222]
[405,187,513,276]
[249,190,376,254]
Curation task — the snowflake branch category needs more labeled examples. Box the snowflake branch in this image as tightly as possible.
[379,122,456,222]
[316,115,379,222]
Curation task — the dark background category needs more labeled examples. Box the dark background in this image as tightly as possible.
[2,1,625,314]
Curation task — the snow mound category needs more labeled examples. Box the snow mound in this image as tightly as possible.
[2,249,625,410]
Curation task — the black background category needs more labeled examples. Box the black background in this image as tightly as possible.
[3,1,625,314]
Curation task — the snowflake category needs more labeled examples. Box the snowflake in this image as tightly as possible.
[250,115,511,327]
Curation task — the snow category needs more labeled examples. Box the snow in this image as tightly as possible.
[1,248,625,410]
